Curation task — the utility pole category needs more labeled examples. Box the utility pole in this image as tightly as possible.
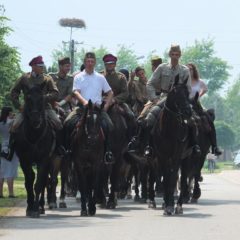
[59,18,86,73]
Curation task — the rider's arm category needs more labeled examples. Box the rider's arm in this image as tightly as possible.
[104,90,114,111]
[10,75,24,110]
[147,66,162,102]
[73,90,88,106]
[114,75,129,103]
[45,76,59,103]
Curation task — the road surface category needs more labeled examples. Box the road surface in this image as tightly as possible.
[1,170,240,240]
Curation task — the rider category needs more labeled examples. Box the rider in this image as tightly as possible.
[102,53,136,140]
[128,67,148,116]
[65,52,114,162]
[187,63,222,156]
[49,57,74,113]
[128,44,201,157]
[7,56,62,160]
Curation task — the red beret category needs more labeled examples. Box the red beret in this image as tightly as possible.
[102,54,117,64]
[29,56,44,66]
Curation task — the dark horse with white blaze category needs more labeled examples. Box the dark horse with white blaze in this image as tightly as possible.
[70,100,104,216]
[14,86,56,218]
[152,75,193,215]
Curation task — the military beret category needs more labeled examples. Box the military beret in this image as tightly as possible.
[169,44,181,53]
[58,57,71,65]
[119,68,129,80]
[84,52,96,60]
[29,55,44,66]
[151,56,162,66]
[103,54,117,64]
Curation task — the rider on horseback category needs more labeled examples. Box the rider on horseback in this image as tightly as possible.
[65,52,114,163]
[102,53,136,140]
[128,44,201,157]
[7,56,62,160]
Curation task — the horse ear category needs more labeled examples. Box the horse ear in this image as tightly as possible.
[194,92,199,101]
[88,99,93,109]
[174,74,179,85]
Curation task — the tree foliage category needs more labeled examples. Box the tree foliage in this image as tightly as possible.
[181,39,231,94]
[0,13,21,108]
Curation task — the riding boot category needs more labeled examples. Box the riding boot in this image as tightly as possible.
[143,126,153,158]
[127,121,145,152]
[104,137,114,164]
[208,120,222,156]
[189,122,201,157]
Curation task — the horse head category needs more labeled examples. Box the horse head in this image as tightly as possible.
[24,86,45,129]
[165,74,192,119]
[83,100,103,146]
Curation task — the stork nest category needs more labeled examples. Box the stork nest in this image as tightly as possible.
[59,18,86,28]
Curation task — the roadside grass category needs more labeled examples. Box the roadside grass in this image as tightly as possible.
[202,160,236,174]
[0,167,26,217]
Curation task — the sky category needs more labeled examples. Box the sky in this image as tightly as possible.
[1,0,240,92]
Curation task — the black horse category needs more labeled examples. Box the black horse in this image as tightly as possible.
[152,75,193,215]
[14,86,56,217]
[70,100,104,216]
[178,92,211,205]
[96,103,130,208]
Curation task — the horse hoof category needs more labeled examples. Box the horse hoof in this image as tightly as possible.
[30,211,40,218]
[59,202,67,208]
[81,210,88,216]
[49,202,57,209]
[175,205,183,214]
[39,207,45,214]
[139,198,147,204]
[148,200,156,209]
[134,195,140,202]
[163,206,174,216]
[88,208,96,216]
[126,194,132,200]
[191,198,198,204]
[106,201,116,209]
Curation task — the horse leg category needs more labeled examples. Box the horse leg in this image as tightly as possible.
[49,155,61,209]
[134,168,140,202]
[59,156,68,208]
[20,161,35,217]
[39,187,46,214]
[148,166,156,209]
[139,165,148,203]
[191,173,201,203]
[33,164,49,218]
[77,171,87,216]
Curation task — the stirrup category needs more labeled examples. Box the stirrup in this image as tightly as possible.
[144,145,153,157]
[127,136,139,152]
[104,151,115,164]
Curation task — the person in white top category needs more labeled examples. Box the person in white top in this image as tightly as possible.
[187,63,208,99]
[187,63,221,156]
[66,52,114,162]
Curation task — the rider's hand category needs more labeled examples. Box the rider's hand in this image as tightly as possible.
[152,98,159,104]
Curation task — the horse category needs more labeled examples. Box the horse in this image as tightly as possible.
[14,86,56,218]
[178,92,211,204]
[152,75,193,215]
[70,100,104,216]
[96,103,131,208]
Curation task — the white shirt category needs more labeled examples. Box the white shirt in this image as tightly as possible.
[73,70,111,105]
[190,79,208,98]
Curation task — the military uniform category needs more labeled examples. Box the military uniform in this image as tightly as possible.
[11,72,62,130]
[128,79,148,116]
[144,63,191,126]
[50,73,73,112]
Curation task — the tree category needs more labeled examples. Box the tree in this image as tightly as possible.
[181,39,231,94]
[0,8,21,108]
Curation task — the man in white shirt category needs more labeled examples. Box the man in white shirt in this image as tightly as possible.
[68,52,114,162]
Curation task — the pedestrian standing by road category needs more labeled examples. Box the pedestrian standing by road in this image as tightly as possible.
[0,107,19,198]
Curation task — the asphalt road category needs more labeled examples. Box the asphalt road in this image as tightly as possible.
[1,170,240,240]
